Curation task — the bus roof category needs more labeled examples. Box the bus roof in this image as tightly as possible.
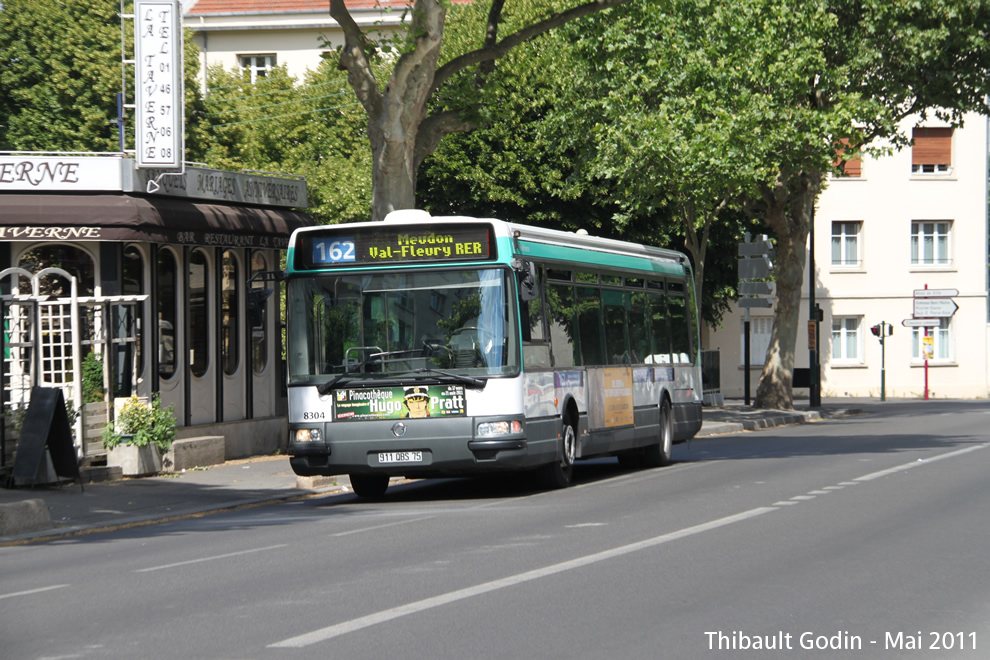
[287,211,690,277]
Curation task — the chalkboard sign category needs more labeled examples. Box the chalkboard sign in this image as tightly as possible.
[11,387,82,488]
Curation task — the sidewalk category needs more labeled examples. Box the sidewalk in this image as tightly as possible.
[0,399,870,545]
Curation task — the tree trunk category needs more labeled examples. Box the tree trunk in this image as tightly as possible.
[369,116,419,220]
[753,171,820,410]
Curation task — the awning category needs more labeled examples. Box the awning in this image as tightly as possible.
[0,193,314,249]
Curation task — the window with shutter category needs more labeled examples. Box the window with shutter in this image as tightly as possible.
[911,127,952,174]
[834,139,862,177]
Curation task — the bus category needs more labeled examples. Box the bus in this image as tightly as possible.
[284,210,703,497]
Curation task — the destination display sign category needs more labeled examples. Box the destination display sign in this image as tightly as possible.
[333,384,466,421]
[300,224,495,268]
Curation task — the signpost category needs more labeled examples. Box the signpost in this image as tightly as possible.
[913,297,958,318]
[738,235,774,405]
[901,318,940,328]
[910,286,958,400]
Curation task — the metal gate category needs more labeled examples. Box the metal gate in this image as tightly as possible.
[1,267,145,465]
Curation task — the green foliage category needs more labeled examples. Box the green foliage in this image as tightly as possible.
[196,57,377,224]
[81,351,104,404]
[0,0,205,154]
[102,394,176,454]
[419,0,747,327]
[0,0,121,150]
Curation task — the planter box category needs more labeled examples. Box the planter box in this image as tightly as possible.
[107,442,163,477]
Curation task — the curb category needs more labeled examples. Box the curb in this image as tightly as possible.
[0,483,348,546]
[697,410,823,437]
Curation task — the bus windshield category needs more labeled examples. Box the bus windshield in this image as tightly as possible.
[287,267,519,383]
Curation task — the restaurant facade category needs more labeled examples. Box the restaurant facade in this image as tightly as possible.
[0,153,312,468]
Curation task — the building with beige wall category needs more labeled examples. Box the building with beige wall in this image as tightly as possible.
[706,114,990,400]
[184,0,411,87]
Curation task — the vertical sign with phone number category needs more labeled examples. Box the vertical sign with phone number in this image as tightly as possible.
[135,0,183,169]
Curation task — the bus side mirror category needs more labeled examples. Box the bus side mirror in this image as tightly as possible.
[247,288,273,328]
[513,259,539,301]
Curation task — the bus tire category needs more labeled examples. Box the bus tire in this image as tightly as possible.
[538,418,576,489]
[643,397,673,468]
[349,473,389,498]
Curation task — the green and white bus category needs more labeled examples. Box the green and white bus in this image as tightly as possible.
[285,210,702,497]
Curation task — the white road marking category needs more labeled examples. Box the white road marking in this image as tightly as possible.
[331,516,437,537]
[0,584,70,600]
[269,507,776,648]
[272,441,989,648]
[853,444,988,482]
[134,544,287,573]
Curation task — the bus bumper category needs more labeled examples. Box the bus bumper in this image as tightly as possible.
[287,416,554,478]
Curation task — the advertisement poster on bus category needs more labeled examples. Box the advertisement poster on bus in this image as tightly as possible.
[334,384,466,420]
[587,367,634,429]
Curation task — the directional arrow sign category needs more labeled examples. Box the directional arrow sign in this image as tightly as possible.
[902,318,940,327]
[738,297,774,309]
[738,240,773,257]
[738,256,773,280]
[738,281,774,296]
[914,288,959,298]
[913,297,958,318]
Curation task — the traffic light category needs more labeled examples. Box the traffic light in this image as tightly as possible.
[871,322,893,338]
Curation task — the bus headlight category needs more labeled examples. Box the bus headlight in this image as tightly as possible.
[477,421,523,437]
[294,428,322,443]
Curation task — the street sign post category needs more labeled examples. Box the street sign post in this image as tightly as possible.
[738,281,774,296]
[912,286,957,401]
[913,297,958,318]
[738,297,774,309]
[913,288,959,298]
[738,256,773,281]
[902,318,940,327]
[737,234,774,406]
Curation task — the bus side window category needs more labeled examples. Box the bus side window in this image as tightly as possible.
[668,280,692,364]
[647,284,671,364]
[521,267,551,368]
[576,285,604,366]
[628,290,650,363]
[602,288,629,364]
[548,283,578,367]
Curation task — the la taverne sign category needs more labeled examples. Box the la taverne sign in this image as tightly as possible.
[0,155,307,208]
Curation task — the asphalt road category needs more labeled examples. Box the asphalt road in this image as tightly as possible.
[2,400,988,659]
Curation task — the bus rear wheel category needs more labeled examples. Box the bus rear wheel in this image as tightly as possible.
[537,419,576,489]
[642,398,673,468]
[349,473,389,498]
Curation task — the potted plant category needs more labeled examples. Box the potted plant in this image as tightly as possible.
[102,394,177,476]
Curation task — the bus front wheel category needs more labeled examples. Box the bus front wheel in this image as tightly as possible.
[537,419,576,489]
[349,473,389,498]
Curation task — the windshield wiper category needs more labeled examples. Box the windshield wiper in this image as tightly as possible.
[317,346,384,395]
[317,368,358,396]
[411,367,486,390]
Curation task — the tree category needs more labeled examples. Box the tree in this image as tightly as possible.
[419,5,750,328]
[329,0,636,221]
[526,0,990,408]
[742,0,990,409]
[545,0,777,328]
[196,56,381,224]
